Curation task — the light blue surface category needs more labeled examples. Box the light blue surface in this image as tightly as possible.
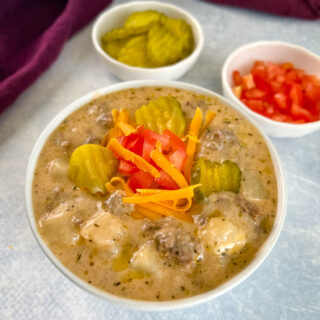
[0,0,319,319]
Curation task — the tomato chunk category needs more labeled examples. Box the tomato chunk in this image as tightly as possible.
[233,70,243,86]
[291,103,313,122]
[118,133,143,155]
[243,88,266,99]
[155,170,179,190]
[163,129,187,171]
[273,93,288,110]
[289,84,303,105]
[118,159,138,176]
[127,170,156,192]
[137,126,171,151]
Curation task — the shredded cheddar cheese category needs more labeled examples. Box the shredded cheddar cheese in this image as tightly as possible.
[106,177,135,196]
[117,122,137,136]
[109,138,160,178]
[150,149,188,188]
[123,184,201,204]
[159,198,192,212]
[183,107,203,182]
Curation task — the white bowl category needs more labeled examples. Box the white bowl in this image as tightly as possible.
[222,41,320,138]
[92,1,204,81]
[25,80,286,311]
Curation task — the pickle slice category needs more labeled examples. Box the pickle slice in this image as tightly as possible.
[101,28,131,42]
[102,38,128,59]
[135,96,186,136]
[147,18,193,66]
[69,144,118,194]
[118,35,155,68]
[162,17,193,52]
[192,158,241,200]
[124,10,165,33]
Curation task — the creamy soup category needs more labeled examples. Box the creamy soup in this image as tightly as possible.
[32,87,277,301]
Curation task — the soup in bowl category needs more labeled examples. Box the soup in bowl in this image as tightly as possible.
[25,81,286,310]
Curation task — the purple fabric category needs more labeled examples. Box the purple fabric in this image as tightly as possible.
[205,0,320,19]
[0,0,112,113]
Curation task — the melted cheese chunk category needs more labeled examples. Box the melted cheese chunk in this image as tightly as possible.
[130,241,162,275]
[80,205,125,252]
[199,217,246,255]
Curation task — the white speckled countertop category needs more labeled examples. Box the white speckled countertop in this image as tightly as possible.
[1,0,320,319]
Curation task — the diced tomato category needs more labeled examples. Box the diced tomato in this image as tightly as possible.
[270,80,284,93]
[118,133,143,155]
[163,129,185,150]
[127,170,155,192]
[289,84,303,105]
[303,78,320,101]
[142,138,155,162]
[163,129,187,171]
[264,102,275,116]
[168,150,186,171]
[232,86,242,98]
[267,62,285,81]
[232,60,320,124]
[276,75,286,84]
[252,61,266,73]
[155,170,179,190]
[243,99,264,112]
[137,126,171,151]
[251,61,270,92]
[273,93,288,110]
[253,74,271,92]
[243,74,255,89]
[118,159,138,176]
[233,70,243,86]
[243,88,266,99]
[286,70,301,82]
[291,103,313,122]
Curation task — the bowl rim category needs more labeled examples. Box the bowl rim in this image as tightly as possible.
[222,40,320,129]
[91,0,204,72]
[25,80,287,311]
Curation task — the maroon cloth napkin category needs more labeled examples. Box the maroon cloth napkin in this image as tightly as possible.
[205,0,320,19]
[0,0,112,113]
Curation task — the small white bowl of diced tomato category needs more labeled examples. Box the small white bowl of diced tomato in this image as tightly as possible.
[222,41,320,138]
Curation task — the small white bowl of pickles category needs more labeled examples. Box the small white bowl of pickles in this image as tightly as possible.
[92,1,204,81]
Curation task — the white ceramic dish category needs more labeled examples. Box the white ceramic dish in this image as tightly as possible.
[92,1,204,81]
[25,80,286,311]
[222,41,320,138]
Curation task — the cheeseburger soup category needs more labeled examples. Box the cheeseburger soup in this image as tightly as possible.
[32,87,277,301]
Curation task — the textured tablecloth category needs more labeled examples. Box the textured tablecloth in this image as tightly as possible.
[0,0,319,319]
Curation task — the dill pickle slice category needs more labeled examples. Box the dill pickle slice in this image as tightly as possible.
[69,144,118,194]
[135,96,186,136]
[124,10,165,33]
[147,18,193,66]
[192,158,241,200]
[101,28,132,42]
[118,35,155,68]
[102,38,128,59]
[162,17,193,52]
